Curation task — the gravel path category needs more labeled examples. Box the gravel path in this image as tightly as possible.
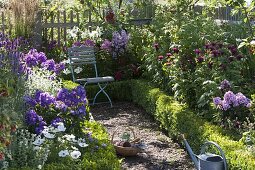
[91,102,195,170]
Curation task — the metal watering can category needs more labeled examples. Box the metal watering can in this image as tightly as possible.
[182,135,227,170]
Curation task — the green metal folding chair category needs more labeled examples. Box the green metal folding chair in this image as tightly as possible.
[68,46,114,107]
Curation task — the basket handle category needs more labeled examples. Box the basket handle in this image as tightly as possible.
[111,126,136,143]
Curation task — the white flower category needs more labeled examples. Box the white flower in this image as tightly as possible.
[33,146,41,151]
[70,150,81,159]
[58,150,69,157]
[78,142,88,147]
[57,123,66,132]
[38,165,42,169]
[250,40,255,45]
[2,161,9,168]
[81,30,90,39]
[63,68,71,75]
[74,67,83,74]
[33,137,45,146]
[63,134,77,142]
[71,146,79,150]
[43,132,55,139]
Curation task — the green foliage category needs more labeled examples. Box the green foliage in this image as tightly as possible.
[63,80,132,103]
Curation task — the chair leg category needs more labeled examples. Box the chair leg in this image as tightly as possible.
[92,83,113,107]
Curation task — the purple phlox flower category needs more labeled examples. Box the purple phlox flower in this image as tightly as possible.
[55,62,65,74]
[37,91,56,107]
[50,117,63,128]
[70,110,79,115]
[73,41,82,47]
[57,88,70,101]
[211,49,219,57]
[36,52,47,63]
[101,39,112,52]
[24,53,37,67]
[220,79,231,90]
[221,100,231,111]
[25,109,38,126]
[75,85,86,98]
[112,30,129,54]
[35,125,45,135]
[213,97,222,106]
[48,40,57,51]
[84,39,95,47]
[194,49,201,55]
[41,59,56,71]
[78,105,86,115]
[223,91,236,106]
[196,56,204,63]
[236,92,250,106]
[24,95,37,107]
[55,101,68,112]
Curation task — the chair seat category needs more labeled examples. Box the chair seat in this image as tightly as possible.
[76,76,114,84]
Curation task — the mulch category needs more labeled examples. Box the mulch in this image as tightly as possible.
[91,102,195,170]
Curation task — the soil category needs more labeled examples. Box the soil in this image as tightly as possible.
[91,102,195,170]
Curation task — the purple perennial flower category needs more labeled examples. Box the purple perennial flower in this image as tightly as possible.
[41,59,56,71]
[101,39,112,52]
[220,79,231,90]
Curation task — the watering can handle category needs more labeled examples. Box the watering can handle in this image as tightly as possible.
[200,141,228,170]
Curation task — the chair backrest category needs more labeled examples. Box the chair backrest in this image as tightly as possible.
[67,46,98,82]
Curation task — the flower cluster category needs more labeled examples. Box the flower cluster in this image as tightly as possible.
[112,30,129,54]
[32,123,89,160]
[22,49,65,75]
[213,91,251,111]
[24,85,88,134]
[25,109,47,134]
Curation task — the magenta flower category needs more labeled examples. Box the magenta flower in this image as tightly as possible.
[158,55,164,61]
[194,49,201,55]
[172,47,179,53]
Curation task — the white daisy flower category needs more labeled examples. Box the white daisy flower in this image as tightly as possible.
[58,150,69,157]
[70,150,81,159]
[33,137,45,146]
[74,67,83,74]
[57,122,66,132]
[43,132,55,139]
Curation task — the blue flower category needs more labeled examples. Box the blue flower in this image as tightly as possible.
[25,109,38,126]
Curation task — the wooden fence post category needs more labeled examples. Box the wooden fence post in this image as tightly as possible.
[33,10,43,49]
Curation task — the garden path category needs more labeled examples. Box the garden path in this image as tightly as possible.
[91,102,195,170]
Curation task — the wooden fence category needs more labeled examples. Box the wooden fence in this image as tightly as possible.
[0,5,245,47]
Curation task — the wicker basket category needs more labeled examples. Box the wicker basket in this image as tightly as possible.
[111,127,141,156]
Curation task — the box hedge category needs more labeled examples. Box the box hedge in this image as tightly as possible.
[63,79,255,169]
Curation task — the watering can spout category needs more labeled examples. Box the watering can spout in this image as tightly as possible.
[181,134,199,169]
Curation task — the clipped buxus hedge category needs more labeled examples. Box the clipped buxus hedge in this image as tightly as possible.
[130,80,255,170]
[63,79,255,169]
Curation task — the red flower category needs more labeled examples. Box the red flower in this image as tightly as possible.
[105,10,115,24]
